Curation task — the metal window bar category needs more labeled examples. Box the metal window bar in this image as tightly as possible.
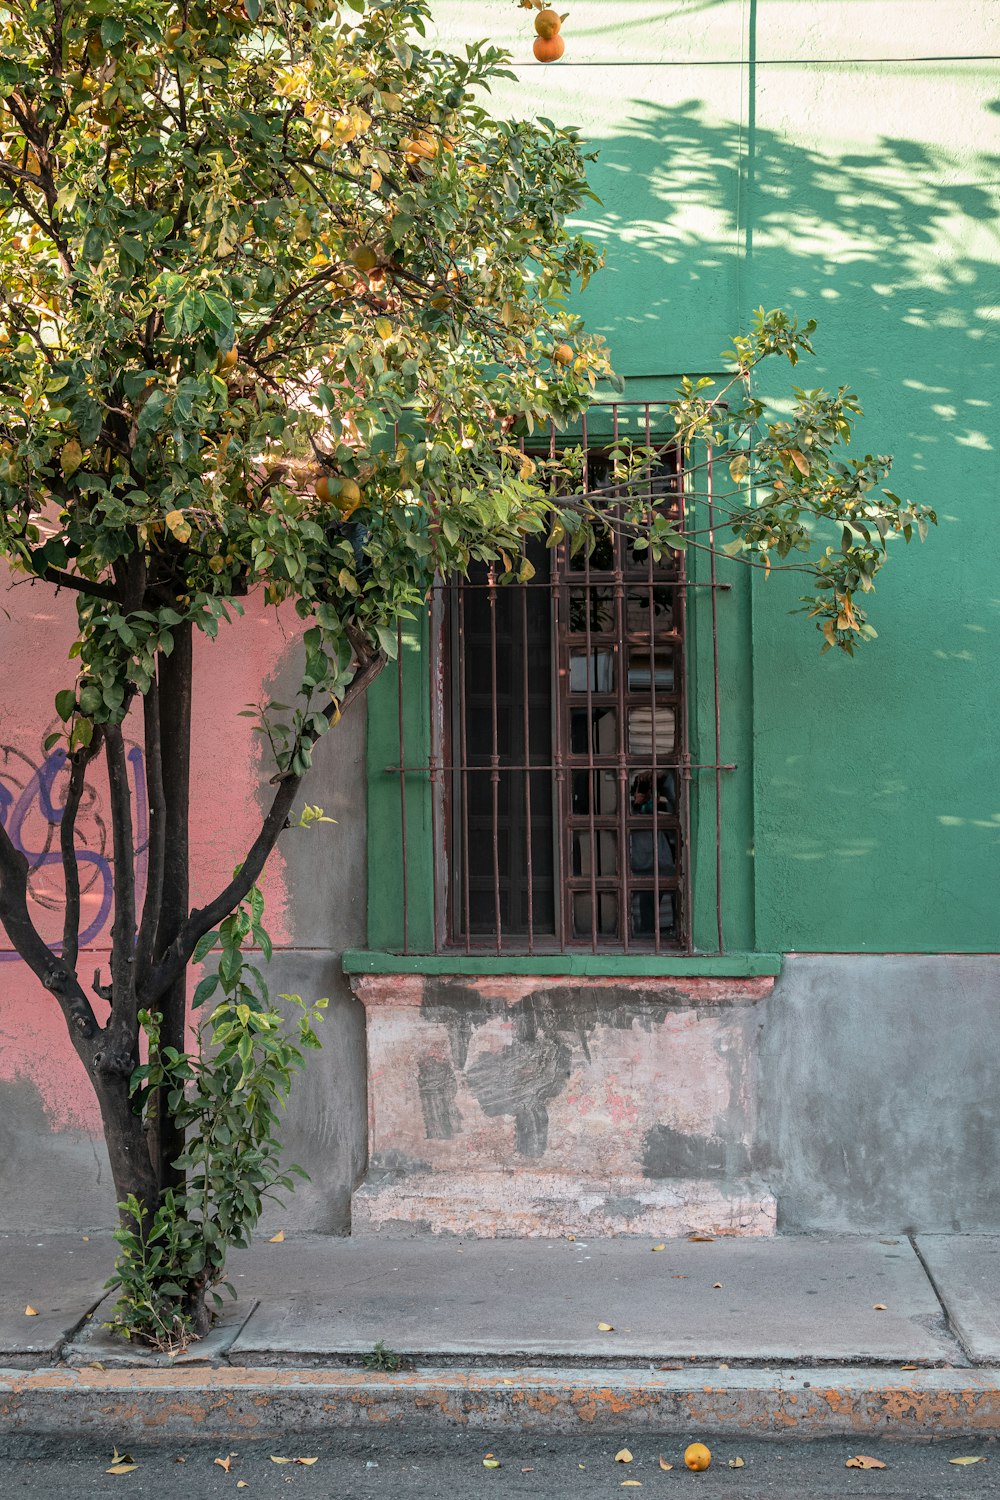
[391,401,734,956]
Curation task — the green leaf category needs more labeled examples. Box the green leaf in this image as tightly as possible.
[55,688,76,722]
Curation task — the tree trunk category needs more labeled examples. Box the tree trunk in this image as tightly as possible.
[94,1067,160,1214]
[147,620,193,1194]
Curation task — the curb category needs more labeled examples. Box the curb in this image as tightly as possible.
[3,1365,1000,1440]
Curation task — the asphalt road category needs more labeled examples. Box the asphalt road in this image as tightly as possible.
[1,1434,997,1499]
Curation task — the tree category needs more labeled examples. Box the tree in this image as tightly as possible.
[0,0,932,1340]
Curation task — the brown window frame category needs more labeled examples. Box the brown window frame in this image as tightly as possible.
[438,428,690,956]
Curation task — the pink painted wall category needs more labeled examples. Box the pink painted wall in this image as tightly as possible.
[0,571,298,1138]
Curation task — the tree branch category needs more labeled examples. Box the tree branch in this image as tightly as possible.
[104,723,139,1061]
[0,816,100,1045]
[133,674,165,989]
[139,646,386,1008]
[60,728,105,973]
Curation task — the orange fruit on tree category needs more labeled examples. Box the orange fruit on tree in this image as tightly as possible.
[534,8,561,38]
[684,1443,712,1472]
[552,342,573,365]
[532,33,565,62]
[218,345,238,372]
[351,244,378,273]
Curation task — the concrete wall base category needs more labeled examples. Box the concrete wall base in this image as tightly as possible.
[352,1169,776,1238]
[350,973,773,1238]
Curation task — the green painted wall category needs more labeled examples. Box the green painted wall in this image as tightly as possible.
[367,0,999,956]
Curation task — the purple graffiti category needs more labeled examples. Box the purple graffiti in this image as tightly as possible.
[0,738,147,962]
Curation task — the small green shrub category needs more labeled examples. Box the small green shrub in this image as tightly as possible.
[107,886,326,1349]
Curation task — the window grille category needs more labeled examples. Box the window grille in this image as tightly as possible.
[389,402,733,957]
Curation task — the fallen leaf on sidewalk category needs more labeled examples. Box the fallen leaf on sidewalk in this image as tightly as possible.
[873,1303,887,1311]
[24,1305,38,1317]
[483,1458,501,1469]
[268,1230,285,1243]
[107,1448,137,1476]
[689,1235,714,1242]
[658,1457,673,1470]
[615,1449,634,1464]
[598,1322,615,1332]
[900,1364,917,1371]
[214,1457,232,1472]
[651,1244,666,1252]
[270,1456,317,1466]
[729,1457,745,1468]
[846,1455,886,1469]
[621,1482,642,1487]
[949,1457,986,1466]
[237,1483,248,1490]
[521,1467,534,1473]
[712,1283,723,1289]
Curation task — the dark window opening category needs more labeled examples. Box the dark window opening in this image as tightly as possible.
[446,439,688,953]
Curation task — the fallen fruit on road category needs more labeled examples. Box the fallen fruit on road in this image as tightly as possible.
[684,1443,712,1471]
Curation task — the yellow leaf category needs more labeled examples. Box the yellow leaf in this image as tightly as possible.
[845,1455,886,1469]
[949,1457,986,1465]
[24,1305,38,1317]
[237,1483,248,1490]
[270,1457,292,1464]
[269,1230,285,1243]
[873,1303,887,1311]
[483,1458,501,1469]
[621,1483,642,1488]
[106,1464,138,1475]
[214,1457,232,1472]
[61,438,84,477]
[164,510,192,543]
[658,1457,673,1470]
[296,1458,318,1466]
[374,316,393,340]
[614,1449,633,1464]
[689,1234,714,1242]
[901,1364,917,1371]
[651,1244,666,1253]
[713,1283,723,1289]
[598,1322,614,1332]
[729,453,748,484]
[788,448,810,476]
[729,1457,745,1468]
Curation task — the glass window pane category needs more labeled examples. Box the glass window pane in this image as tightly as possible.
[628,647,675,693]
[570,706,618,757]
[569,648,615,693]
[629,830,677,877]
[627,705,675,756]
[626,588,675,634]
[572,768,618,815]
[567,588,615,634]
[572,829,618,878]
[629,769,678,816]
[573,890,619,940]
[630,889,677,941]
[568,530,615,572]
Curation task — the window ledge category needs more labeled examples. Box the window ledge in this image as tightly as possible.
[341,949,783,979]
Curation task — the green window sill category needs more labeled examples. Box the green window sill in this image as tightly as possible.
[341,950,783,978]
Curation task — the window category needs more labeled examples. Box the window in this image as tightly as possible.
[440,432,688,954]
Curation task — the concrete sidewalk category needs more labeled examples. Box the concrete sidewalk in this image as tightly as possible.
[3,1231,1000,1438]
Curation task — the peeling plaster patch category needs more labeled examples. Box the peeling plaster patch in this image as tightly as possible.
[416,1055,462,1140]
[365,1150,433,1184]
[642,1123,733,1180]
[464,1039,571,1157]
